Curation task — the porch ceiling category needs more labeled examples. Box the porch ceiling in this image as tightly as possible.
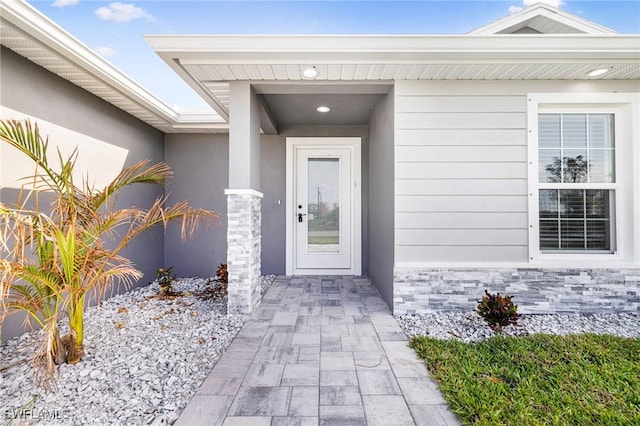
[146,34,640,122]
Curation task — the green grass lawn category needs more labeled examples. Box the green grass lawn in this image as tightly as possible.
[409,334,640,425]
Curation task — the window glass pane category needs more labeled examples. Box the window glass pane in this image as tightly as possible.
[539,114,561,149]
[562,150,589,183]
[539,190,558,218]
[586,221,610,250]
[586,190,609,219]
[539,150,561,182]
[562,114,587,148]
[537,112,615,254]
[560,220,585,249]
[560,190,584,218]
[589,150,615,183]
[539,220,559,250]
[307,158,340,253]
[589,114,614,149]
[539,189,612,252]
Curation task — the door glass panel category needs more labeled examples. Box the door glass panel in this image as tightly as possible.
[307,158,340,252]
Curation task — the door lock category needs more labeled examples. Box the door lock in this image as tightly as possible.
[298,213,306,223]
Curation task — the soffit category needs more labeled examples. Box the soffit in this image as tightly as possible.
[263,93,383,126]
[185,62,640,82]
[502,16,587,34]
[151,33,640,121]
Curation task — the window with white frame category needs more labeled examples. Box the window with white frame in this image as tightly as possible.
[537,113,616,252]
[529,93,639,263]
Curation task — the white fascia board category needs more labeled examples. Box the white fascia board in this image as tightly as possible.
[146,34,640,64]
[175,112,226,123]
[154,51,230,121]
[469,4,616,35]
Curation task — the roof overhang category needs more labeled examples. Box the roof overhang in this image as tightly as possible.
[146,33,640,121]
[0,0,226,133]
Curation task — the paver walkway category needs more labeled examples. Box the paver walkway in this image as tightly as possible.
[176,276,460,426]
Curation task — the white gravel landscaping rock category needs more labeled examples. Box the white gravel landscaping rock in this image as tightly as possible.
[397,311,640,343]
[0,275,276,426]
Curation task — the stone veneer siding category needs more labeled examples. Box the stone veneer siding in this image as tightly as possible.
[226,190,262,315]
[394,268,640,315]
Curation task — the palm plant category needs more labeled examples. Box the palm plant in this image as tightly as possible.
[0,119,219,388]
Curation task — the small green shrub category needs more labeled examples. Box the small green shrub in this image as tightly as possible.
[477,290,519,333]
[157,266,176,295]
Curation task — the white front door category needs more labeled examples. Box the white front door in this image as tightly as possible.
[286,137,361,275]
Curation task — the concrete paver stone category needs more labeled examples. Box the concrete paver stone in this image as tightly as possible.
[177,276,460,425]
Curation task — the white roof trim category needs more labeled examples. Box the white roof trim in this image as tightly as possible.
[0,0,225,133]
[148,31,639,122]
[147,34,640,63]
[469,3,616,35]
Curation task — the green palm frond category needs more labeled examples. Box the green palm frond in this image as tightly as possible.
[87,160,172,211]
[0,119,49,170]
[120,197,220,247]
[0,120,70,195]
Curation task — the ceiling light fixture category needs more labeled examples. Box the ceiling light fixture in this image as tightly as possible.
[587,68,609,77]
[316,106,331,113]
[302,66,318,78]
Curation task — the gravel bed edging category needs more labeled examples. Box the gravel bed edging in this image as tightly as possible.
[0,275,276,426]
[396,311,640,343]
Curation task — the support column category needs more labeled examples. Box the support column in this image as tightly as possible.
[226,189,263,314]
[227,81,263,314]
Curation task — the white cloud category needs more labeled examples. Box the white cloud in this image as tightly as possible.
[94,46,117,57]
[52,0,80,8]
[95,2,153,23]
[509,0,564,15]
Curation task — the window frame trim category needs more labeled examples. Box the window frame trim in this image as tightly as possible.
[527,92,639,265]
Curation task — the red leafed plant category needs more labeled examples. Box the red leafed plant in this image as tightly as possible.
[477,290,520,334]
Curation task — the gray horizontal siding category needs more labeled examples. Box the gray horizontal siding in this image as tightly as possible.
[396,195,528,212]
[396,112,525,129]
[396,162,526,179]
[395,81,529,263]
[396,145,526,162]
[396,212,527,229]
[396,179,527,196]
[396,129,527,146]
[396,246,529,263]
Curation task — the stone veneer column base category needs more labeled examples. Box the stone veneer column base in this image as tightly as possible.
[394,267,640,315]
[225,189,262,315]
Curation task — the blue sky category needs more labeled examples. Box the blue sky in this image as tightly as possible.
[28,0,640,108]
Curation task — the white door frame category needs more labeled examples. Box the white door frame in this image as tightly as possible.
[286,137,362,275]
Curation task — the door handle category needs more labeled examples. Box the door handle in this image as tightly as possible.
[298,213,307,223]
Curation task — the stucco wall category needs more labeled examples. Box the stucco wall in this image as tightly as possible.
[163,125,369,277]
[367,91,395,308]
[163,134,229,277]
[0,47,165,340]
[260,134,287,275]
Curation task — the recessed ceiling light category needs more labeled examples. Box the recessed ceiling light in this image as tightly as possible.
[588,68,609,77]
[302,66,318,78]
[316,106,331,113]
